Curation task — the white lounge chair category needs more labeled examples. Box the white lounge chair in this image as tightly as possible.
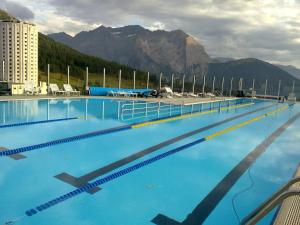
[187,92,198,98]
[49,83,65,95]
[24,81,38,95]
[173,92,183,98]
[63,84,80,96]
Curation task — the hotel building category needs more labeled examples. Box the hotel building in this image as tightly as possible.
[0,20,38,86]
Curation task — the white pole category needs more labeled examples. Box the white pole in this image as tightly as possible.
[192,75,196,94]
[47,64,50,86]
[241,78,243,90]
[133,70,136,89]
[202,76,206,96]
[264,79,268,98]
[277,80,281,98]
[252,78,255,97]
[212,76,215,94]
[103,68,106,87]
[2,60,4,81]
[221,76,224,96]
[119,69,122,89]
[147,72,149,89]
[159,73,162,90]
[182,75,185,93]
[171,74,174,90]
[292,80,295,93]
[67,65,70,85]
[86,67,89,90]
[230,77,233,97]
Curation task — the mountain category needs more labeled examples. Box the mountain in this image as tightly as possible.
[0,9,19,21]
[211,57,236,63]
[48,25,211,80]
[275,64,300,79]
[207,58,299,96]
[39,33,154,83]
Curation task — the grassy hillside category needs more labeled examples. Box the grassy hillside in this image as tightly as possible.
[39,33,157,91]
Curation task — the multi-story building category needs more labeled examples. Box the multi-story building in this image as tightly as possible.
[0,20,38,86]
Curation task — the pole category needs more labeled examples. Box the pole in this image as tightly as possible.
[202,76,206,96]
[192,75,196,94]
[119,69,122,89]
[159,73,162,90]
[241,78,243,90]
[67,65,70,85]
[182,75,185,93]
[171,74,174,90]
[292,80,295,94]
[103,68,106,88]
[147,72,149,89]
[252,78,255,97]
[264,79,268,98]
[86,67,89,90]
[212,76,215,94]
[221,76,224,96]
[230,77,233,97]
[133,70,136,89]
[47,64,50,86]
[277,80,281,98]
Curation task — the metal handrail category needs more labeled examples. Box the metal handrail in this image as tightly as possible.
[241,177,300,225]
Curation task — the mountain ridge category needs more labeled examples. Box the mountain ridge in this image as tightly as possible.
[48,25,211,79]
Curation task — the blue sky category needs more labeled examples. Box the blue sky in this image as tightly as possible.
[1,0,300,68]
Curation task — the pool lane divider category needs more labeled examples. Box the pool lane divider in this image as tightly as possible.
[0,101,256,157]
[0,147,26,160]
[24,105,288,217]
[152,111,300,225]
[55,103,276,194]
[0,117,78,129]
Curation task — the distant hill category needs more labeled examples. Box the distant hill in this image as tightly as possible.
[207,58,299,96]
[211,57,236,63]
[49,25,211,79]
[0,9,19,21]
[39,33,157,89]
[275,64,300,79]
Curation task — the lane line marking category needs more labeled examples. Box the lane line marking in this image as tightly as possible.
[24,105,288,217]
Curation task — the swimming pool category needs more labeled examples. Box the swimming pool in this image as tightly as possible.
[0,98,299,225]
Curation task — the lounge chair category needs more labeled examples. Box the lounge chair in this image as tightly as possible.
[187,92,198,98]
[173,92,183,98]
[63,84,80,96]
[24,81,38,95]
[49,83,66,95]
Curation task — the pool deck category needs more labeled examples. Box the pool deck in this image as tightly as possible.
[0,95,237,105]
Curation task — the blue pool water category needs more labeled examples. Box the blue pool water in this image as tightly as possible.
[0,98,299,225]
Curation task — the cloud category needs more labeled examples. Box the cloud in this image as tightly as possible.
[7,0,300,67]
[0,0,34,20]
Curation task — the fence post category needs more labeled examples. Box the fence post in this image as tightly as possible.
[212,76,215,94]
[230,77,233,97]
[221,76,224,96]
[264,79,268,98]
[133,70,136,89]
[159,73,162,90]
[192,75,196,94]
[47,64,50,87]
[103,68,106,87]
[182,75,185,93]
[171,74,174,90]
[202,75,206,97]
[119,69,122,89]
[277,80,281,98]
[147,72,149,89]
[67,65,70,85]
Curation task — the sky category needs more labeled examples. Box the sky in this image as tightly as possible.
[1,0,300,68]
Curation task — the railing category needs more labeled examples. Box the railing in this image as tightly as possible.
[120,98,252,121]
[240,176,300,225]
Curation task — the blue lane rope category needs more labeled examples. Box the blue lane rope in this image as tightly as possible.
[0,100,255,157]
[25,137,207,216]
[0,117,78,129]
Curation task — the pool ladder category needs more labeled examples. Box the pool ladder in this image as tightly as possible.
[241,175,300,225]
